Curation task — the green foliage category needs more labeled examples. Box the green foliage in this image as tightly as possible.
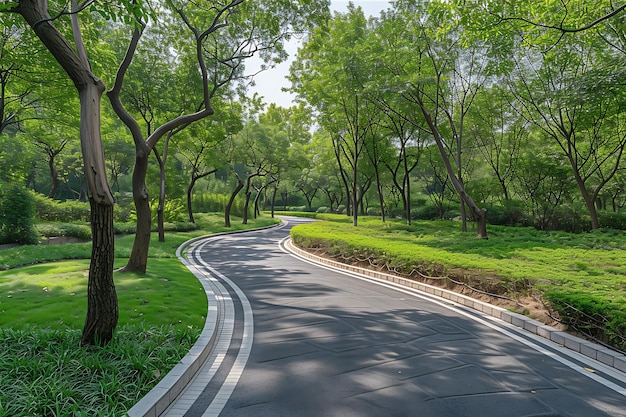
[486,200,531,227]
[114,222,138,235]
[0,213,280,270]
[548,204,593,233]
[546,291,626,351]
[192,193,246,217]
[411,202,447,221]
[35,223,92,240]
[0,184,38,245]
[32,194,90,223]
[0,325,198,416]
[151,199,186,223]
[599,212,626,230]
[273,211,319,219]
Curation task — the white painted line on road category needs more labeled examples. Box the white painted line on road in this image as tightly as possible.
[281,237,626,397]
[192,242,255,417]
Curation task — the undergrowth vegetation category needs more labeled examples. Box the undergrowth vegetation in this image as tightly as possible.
[290,214,626,351]
[0,325,197,416]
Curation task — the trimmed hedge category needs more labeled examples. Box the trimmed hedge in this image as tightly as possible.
[32,193,90,223]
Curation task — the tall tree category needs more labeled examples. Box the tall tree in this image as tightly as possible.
[110,0,330,273]
[290,4,376,226]
[508,37,626,229]
[5,0,121,345]
[376,0,490,237]
[175,101,243,223]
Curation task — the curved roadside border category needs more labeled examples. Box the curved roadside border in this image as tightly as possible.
[127,222,282,417]
[283,238,626,375]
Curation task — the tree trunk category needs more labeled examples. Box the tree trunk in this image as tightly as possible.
[122,144,151,273]
[352,164,358,226]
[225,177,243,227]
[271,185,278,218]
[15,0,119,344]
[375,168,386,222]
[242,174,256,225]
[243,191,251,224]
[48,157,59,199]
[253,185,266,219]
[81,198,117,346]
[153,148,166,242]
[403,151,412,225]
[572,170,600,229]
[418,102,488,238]
[187,176,198,224]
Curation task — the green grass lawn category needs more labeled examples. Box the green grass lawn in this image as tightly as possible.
[290,214,626,351]
[0,213,280,416]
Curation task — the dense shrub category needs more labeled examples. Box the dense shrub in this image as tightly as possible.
[486,200,530,227]
[150,199,187,223]
[157,222,200,232]
[35,223,92,240]
[598,211,626,230]
[33,193,90,222]
[548,204,592,233]
[114,222,137,235]
[114,199,134,223]
[316,206,331,213]
[0,185,38,245]
[192,193,245,217]
[410,203,443,220]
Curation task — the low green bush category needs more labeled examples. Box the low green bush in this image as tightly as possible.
[273,211,318,219]
[35,223,92,240]
[114,222,138,235]
[598,211,626,230]
[192,192,246,217]
[548,204,592,233]
[0,185,38,245]
[486,200,530,227]
[32,193,90,223]
[172,222,200,232]
[410,203,443,220]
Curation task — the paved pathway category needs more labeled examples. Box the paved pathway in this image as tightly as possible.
[155,217,626,417]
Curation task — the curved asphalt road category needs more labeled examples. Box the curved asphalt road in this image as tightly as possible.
[168,216,626,417]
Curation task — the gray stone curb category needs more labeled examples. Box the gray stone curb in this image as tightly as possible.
[285,239,626,374]
[127,222,282,417]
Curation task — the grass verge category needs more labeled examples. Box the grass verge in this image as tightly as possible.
[290,214,626,351]
[0,213,280,416]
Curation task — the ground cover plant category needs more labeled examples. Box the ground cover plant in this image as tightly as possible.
[0,213,279,416]
[290,214,626,351]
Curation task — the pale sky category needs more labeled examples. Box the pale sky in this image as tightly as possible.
[247,1,392,109]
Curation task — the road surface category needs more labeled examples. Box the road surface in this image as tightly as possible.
[164,216,626,417]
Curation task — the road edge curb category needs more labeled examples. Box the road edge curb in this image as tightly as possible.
[127,221,282,417]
